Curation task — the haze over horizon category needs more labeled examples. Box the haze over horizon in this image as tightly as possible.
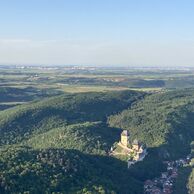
[0,0,194,66]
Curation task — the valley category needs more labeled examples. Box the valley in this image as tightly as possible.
[0,66,194,194]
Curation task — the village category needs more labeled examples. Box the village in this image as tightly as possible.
[109,130,192,194]
[109,130,147,167]
[144,154,192,194]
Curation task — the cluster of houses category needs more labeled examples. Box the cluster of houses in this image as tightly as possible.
[109,130,193,193]
[110,130,147,167]
[144,155,191,194]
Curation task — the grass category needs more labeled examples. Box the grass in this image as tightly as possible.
[57,84,130,93]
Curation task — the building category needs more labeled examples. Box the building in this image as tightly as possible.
[132,139,147,161]
[132,139,141,151]
[111,130,147,168]
[120,130,129,147]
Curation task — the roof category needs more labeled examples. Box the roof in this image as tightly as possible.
[121,130,129,136]
[133,139,140,145]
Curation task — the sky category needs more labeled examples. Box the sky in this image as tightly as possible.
[0,0,194,66]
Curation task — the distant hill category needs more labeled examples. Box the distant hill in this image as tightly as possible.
[0,86,62,103]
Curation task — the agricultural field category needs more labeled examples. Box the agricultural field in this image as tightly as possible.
[1,65,194,111]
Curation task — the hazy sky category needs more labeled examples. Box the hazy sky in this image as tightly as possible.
[0,0,194,66]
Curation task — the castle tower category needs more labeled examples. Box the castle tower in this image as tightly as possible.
[132,139,140,151]
[121,130,129,147]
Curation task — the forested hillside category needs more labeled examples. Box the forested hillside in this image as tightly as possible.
[0,90,144,146]
[0,89,194,193]
[0,145,143,194]
[109,89,194,159]
[173,142,194,194]
[26,122,121,154]
[0,87,62,103]
[0,90,145,194]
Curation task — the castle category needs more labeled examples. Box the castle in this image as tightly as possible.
[112,130,147,167]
